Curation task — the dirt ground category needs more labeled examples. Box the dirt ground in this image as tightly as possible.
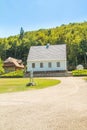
[0,77,87,130]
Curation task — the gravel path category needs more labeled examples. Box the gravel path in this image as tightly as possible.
[0,77,87,130]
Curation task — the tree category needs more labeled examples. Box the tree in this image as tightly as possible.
[19,27,24,40]
[79,40,87,67]
[0,58,4,74]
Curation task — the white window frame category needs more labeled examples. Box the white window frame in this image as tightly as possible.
[32,63,35,68]
[40,62,43,68]
[57,62,60,67]
[48,62,52,68]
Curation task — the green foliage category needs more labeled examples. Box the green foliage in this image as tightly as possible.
[1,70,24,78]
[0,58,4,75]
[0,22,87,69]
[72,69,87,76]
[0,78,60,93]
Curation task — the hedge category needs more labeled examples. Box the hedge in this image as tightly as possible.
[72,69,87,76]
[0,70,24,78]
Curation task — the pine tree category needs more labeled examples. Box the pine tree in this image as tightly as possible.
[19,27,24,40]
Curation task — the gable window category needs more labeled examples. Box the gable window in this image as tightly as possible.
[40,63,43,68]
[32,63,35,68]
[48,62,52,68]
[57,62,60,67]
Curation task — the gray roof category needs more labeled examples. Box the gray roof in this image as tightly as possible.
[27,44,66,62]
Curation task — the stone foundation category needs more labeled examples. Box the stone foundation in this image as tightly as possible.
[26,70,68,77]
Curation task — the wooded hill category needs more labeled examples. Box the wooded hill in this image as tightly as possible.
[0,22,87,70]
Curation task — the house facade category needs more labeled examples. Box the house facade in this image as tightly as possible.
[3,57,24,72]
[27,44,67,76]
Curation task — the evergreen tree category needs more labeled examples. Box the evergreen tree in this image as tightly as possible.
[19,27,24,40]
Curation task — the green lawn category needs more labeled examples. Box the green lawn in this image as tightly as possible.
[84,77,87,81]
[0,78,60,93]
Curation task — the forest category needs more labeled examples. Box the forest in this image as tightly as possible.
[0,22,87,70]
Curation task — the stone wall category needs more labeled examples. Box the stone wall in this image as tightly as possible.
[26,70,68,77]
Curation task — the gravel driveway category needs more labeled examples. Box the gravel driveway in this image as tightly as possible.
[0,77,87,130]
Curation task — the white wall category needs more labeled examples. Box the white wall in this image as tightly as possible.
[27,60,67,72]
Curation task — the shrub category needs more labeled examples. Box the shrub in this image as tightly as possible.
[0,70,24,78]
[72,69,87,76]
[0,58,4,75]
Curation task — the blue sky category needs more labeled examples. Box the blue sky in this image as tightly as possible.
[0,0,87,37]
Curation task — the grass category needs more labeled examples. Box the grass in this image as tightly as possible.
[84,77,87,81]
[0,78,60,93]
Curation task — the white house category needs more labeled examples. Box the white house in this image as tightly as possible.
[27,44,67,76]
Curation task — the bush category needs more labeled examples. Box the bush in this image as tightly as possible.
[72,69,87,76]
[0,58,4,75]
[0,70,24,78]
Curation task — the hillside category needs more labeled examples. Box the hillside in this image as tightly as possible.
[0,22,87,70]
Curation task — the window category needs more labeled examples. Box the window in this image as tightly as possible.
[32,63,35,68]
[48,62,52,68]
[57,62,60,67]
[40,63,43,68]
